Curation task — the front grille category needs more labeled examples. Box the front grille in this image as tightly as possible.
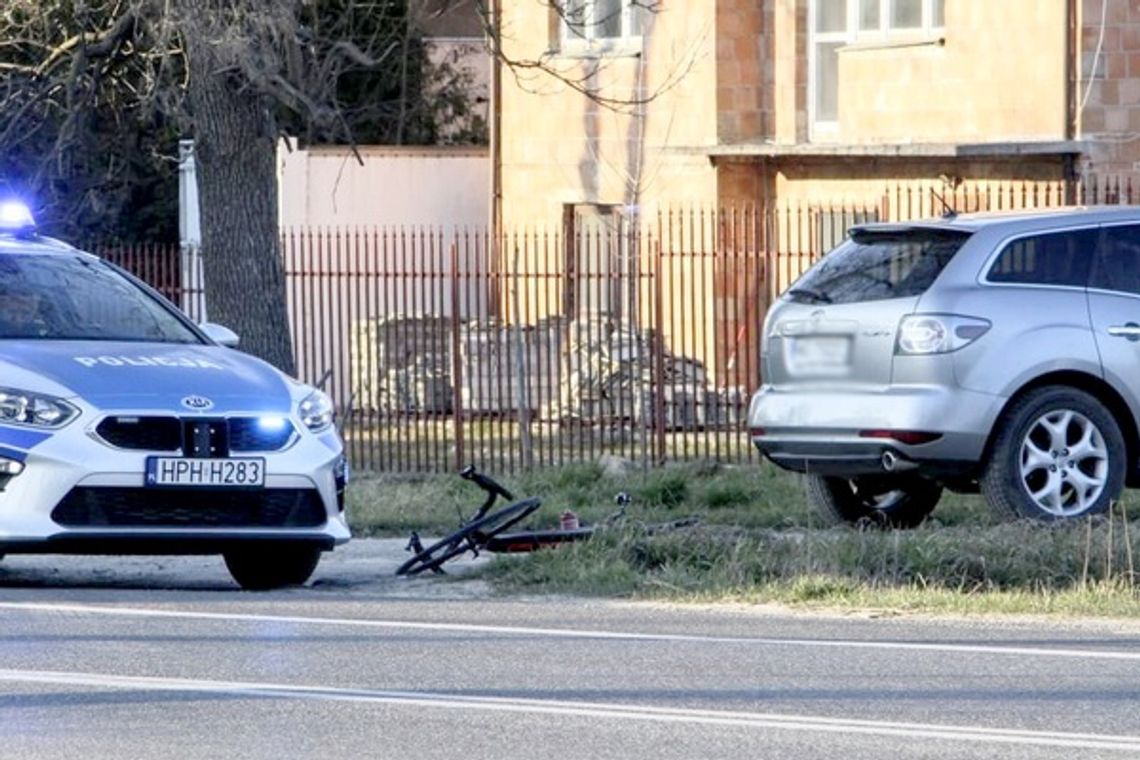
[96,417,182,451]
[51,487,327,528]
[95,416,296,454]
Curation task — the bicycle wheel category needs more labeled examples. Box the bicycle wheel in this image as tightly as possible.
[396,497,541,576]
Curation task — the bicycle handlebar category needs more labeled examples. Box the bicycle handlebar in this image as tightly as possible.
[459,465,515,503]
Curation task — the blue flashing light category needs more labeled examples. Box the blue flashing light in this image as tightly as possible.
[0,201,35,234]
[257,416,288,432]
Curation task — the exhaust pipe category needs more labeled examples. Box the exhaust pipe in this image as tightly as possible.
[881,450,918,472]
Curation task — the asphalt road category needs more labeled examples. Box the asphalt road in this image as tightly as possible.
[2,540,1140,759]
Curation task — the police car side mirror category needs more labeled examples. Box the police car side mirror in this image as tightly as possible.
[200,322,240,348]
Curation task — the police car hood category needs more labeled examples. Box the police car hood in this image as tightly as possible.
[0,340,294,412]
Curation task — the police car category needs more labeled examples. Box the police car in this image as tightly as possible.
[0,201,350,589]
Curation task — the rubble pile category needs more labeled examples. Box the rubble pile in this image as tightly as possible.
[350,316,453,414]
[349,314,746,429]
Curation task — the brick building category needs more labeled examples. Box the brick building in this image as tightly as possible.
[491,0,1140,385]
[497,0,1140,225]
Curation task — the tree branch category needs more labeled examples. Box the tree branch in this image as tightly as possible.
[35,9,136,77]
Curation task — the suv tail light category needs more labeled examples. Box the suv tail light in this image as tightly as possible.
[896,314,991,355]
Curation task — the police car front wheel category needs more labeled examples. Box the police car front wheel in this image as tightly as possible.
[223,545,322,591]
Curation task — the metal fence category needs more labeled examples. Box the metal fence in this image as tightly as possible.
[96,176,1138,474]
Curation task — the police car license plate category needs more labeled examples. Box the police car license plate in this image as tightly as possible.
[145,457,266,488]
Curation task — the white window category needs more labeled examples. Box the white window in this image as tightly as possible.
[810,0,946,137]
[561,0,643,47]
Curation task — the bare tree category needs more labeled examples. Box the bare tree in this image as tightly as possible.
[0,0,453,371]
[0,0,679,372]
[0,2,181,241]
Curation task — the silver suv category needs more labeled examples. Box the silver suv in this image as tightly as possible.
[748,206,1140,526]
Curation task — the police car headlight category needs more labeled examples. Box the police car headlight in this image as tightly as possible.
[0,387,78,428]
[298,389,334,433]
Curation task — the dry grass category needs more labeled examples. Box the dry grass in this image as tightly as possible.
[349,462,1140,618]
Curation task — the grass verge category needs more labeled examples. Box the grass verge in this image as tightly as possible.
[348,462,1140,618]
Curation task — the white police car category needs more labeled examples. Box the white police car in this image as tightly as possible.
[0,201,349,589]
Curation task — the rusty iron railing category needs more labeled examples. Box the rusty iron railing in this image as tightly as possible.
[93,176,1139,473]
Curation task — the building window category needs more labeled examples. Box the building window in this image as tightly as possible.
[810,0,946,137]
[561,0,643,46]
[858,0,880,31]
[890,0,923,29]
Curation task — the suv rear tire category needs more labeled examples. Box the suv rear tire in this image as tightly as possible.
[804,474,942,528]
[981,386,1125,521]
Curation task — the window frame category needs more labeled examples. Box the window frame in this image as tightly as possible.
[808,0,947,140]
[559,0,643,56]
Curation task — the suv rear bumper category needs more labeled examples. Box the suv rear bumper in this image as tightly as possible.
[748,384,1002,477]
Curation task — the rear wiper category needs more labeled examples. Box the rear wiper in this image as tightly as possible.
[786,287,832,304]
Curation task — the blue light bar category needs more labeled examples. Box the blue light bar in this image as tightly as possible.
[0,201,35,234]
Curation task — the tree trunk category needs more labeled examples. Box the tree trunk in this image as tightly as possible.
[182,12,296,374]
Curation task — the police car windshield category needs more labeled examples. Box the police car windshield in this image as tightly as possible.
[0,254,202,343]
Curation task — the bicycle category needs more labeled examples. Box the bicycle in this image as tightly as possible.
[397,466,700,575]
[396,465,542,576]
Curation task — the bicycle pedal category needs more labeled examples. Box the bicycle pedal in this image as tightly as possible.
[405,531,425,554]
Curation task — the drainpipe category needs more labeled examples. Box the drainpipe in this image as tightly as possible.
[488,0,503,318]
[489,0,503,239]
[1064,0,1079,197]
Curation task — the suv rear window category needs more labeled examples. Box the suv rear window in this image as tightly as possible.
[787,228,971,305]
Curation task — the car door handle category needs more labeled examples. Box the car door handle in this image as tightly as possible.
[1108,323,1140,342]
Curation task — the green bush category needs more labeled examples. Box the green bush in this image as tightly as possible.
[635,469,690,509]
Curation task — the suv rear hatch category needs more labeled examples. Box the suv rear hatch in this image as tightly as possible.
[764,227,972,388]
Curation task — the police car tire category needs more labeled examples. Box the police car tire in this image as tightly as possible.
[224,545,322,591]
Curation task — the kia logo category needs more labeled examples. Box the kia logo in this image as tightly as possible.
[181,395,214,411]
